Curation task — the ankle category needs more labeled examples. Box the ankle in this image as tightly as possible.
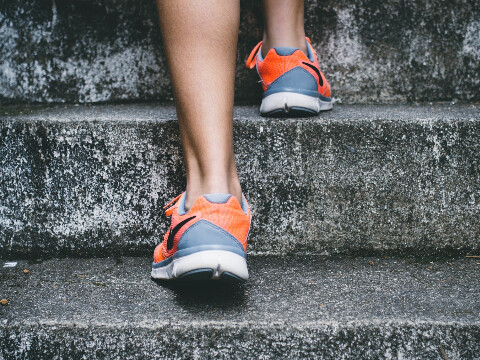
[185,176,242,210]
[262,33,307,58]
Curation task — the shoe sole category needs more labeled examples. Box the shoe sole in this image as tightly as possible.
[260,91,333,117]
[151,250,249,282]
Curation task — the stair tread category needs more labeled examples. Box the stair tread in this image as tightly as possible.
[2,256,479,358]
[3,103,479,122]
[1,256,479,326]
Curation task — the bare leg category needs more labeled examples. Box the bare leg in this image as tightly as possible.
[157,0,242,209]
[262,0,307,57]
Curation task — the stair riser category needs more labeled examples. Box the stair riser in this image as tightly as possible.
[1,108,479,257]
[1,0,479,103]
[1,324,479,359]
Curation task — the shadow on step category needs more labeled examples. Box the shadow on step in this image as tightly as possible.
[152,279,247,309]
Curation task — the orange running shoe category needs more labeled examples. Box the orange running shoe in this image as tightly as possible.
[151,193,251,282]
[246,37,332,116]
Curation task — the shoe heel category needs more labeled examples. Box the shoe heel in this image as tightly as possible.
[174,250,249,281]
[260,92,332,116]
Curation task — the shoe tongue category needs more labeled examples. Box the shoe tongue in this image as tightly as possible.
[273,47,300,56]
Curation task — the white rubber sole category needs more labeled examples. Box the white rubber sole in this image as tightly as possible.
[260,92,333,115]
[151,250,249,281]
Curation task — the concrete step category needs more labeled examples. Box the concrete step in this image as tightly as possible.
[1,256,479,359]
[1,1,479,104]
[1,104,480,258]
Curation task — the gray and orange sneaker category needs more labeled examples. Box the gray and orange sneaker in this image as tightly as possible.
[246,37,332,116]
[151,193,251,282]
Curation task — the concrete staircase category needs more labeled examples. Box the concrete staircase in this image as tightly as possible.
[1,104,479,359]
[1,0,480,359]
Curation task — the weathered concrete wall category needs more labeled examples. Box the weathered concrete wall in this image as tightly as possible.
[0,0,479,104]
[1,104,479,258]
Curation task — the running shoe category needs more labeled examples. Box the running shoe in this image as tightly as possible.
[151,193,251,282]
[246,37,332,116]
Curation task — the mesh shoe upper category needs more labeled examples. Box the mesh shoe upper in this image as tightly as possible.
[246,37,331,99]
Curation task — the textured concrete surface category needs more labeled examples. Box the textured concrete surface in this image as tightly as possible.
[1,0,479,103]
[0,256,479,359]
[1,104,480,258]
